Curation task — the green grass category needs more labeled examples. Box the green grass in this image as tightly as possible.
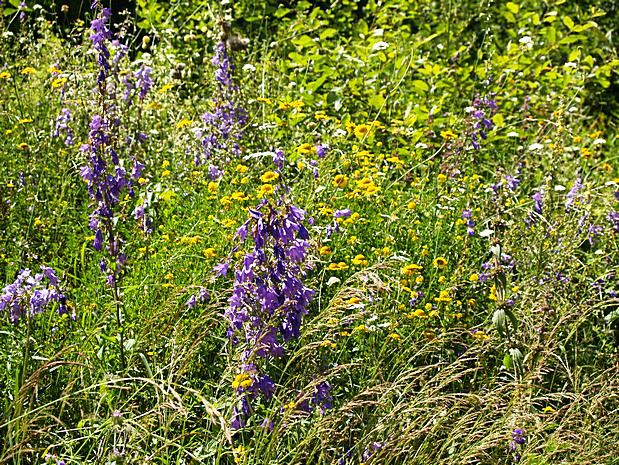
[0,0,618,464]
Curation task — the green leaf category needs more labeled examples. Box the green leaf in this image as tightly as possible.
[558,35,586,45]
[493,309,507,336]
[504,11,516,23]
[412,80,429,93]
[504,308,519,333]
[503,353,513,370]
[291,34,315,49]
[492,113,505,127]
[568,49,581,62]
[368,92,385,109]
[509,348,524,372]
[320,28,337,40]
[306,71,332,93]
[288,52,308,67]
[274,7,290,18]
[506,2,520,14]
[562,16,574,30]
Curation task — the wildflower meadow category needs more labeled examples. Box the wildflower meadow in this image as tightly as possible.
[0,0,618,463]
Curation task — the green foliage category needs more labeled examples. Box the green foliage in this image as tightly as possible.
[0,0,618,464]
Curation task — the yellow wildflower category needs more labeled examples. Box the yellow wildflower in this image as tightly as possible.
[319,246,333,256]
[472,330,490,341]
[413,309,427,318]
[314,111,329,121]
[432,257,448,268]
[434,290,452,303]
[354,123,371,139]
[327,262,349,271]
[332,174,349,189]
[52,77,68,88]
[260,171,279,183]
[401,264,423,275]
[176,119,193,130]
[297,143,315,155]
[203,248,217,258]
[440,129,457,140]
[257,184,275,196]
[232,372,253,390]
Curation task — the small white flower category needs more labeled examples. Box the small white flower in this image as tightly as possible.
[372,41,390,52]
[242,63,256,72]
[529,143,544,151]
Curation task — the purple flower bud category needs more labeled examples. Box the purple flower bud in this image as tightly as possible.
[334,208,351,219]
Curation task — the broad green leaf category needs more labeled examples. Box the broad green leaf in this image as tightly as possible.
[493,309,507,336]
[274,7,290,18]
[412,80,429,93]
[506,2,520,14]
[492,113,505,127]
[562,16,574,30]
[568,49,581,62]
[320,28,337,40]
[288,52,308,67]
[368,92,385,109]
[291,34,315,49]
